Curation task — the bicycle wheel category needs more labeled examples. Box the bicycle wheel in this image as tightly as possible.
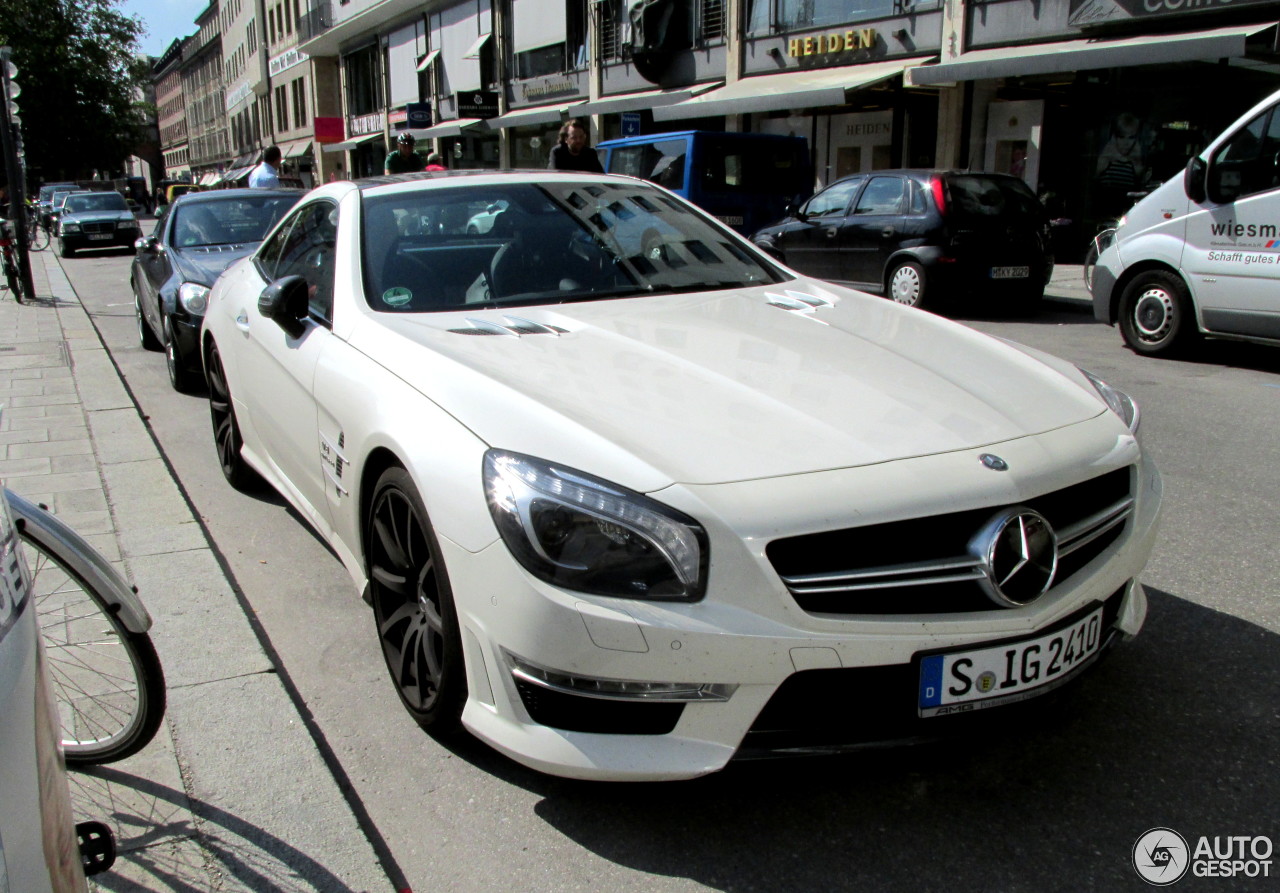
[27,215,50,251]
[22,531,166,764]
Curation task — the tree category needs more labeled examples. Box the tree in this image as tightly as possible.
[0,0,146,183]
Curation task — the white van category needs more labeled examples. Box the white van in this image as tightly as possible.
[1090,87,1280,356]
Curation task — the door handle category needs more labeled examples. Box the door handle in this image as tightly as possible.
[825,228,838,239]
[234,310,250,333]
[882,226,896,237]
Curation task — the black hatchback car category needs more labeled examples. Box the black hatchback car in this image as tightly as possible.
[132,188,303,391]
[750,170,1053,311]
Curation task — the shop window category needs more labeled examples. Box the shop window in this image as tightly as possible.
[516,43,568,79]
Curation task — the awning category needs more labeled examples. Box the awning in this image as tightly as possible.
[408,118,487,139]
[321,132,385,153]
[198,172,219,186]
[282,139,313,158]
[416,49,439,73]
[573,84,720,116]
[653,57,933,121]
[483,102,574,130]
[908,22,1275,85]
[462,33,491,60]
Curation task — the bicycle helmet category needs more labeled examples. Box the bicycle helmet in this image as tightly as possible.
[397,132,415,145]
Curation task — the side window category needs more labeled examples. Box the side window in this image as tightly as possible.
[1210,108,1280,202]
[854,177,905,215]
[153,207,171,240]
[803,178,862,218]
[908,179,928,215]
[274,201,339,325]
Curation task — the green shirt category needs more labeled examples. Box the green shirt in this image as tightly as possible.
[385,149,425,174]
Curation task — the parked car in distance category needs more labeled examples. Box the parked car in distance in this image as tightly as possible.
[36,182,77,229]
[57,192,139,257]
[750,169,1054,311]
[597,130,813,235]
[133,187,304,392]
[48,189,88,233]
[200,170,1159,781]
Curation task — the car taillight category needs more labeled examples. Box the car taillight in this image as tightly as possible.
[930,177,947,216]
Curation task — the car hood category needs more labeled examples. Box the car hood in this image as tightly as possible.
[63,210,134,225]
[172,243,260,286]
[356,281,1108,488]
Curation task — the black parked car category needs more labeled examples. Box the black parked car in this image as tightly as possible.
[57,192,138,256]
[132,188,304,391]
[750,170,1054,311]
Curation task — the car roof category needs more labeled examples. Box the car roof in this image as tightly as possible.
[171,187,303,206]
[346,168,621,197]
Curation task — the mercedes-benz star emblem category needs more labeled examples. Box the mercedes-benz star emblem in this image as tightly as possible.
[969,507,1058,607]
[979,453,1009,471]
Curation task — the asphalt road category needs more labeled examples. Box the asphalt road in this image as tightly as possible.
[59,245,1279,892]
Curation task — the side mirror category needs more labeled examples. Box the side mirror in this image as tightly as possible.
[258,275,310,339]
[1184,156,1206,204]
[786,200,807,221]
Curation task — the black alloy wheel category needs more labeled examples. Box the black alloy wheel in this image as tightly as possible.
[368,466,466,734]
[164,317,198,393]
[204,342,260,490]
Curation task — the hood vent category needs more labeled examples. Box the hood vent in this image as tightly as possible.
[189,244,249,254]
[448,316,568,337]
[766,290,836,317]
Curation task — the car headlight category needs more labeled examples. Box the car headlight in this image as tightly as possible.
[62,223,80,233]
[483,450,707,601]
[178,282,210,315]
[117,220,137,230]
[1079,368,1139,432]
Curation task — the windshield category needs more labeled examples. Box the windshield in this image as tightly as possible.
[172,195,302,248]
[64,193,128,214]
[53,192,80,209]
[361,180,785,312]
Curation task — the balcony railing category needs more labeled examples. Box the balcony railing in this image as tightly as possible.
[298,1,332,43]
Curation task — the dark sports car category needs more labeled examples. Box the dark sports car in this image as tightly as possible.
[57,192,139,257]
[131,188,303,391]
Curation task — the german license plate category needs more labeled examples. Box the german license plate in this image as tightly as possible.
[87,233,112,241]
[991,266,1029,279]
[918,606,1104,717]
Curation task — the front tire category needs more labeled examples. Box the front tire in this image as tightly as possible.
[136,291,162,350]
[59,239,74,258]
[887,260,927,308]
[205,341,261,490]
[1118,270,1196,357]
[164,317,198,393]
[367,466,466,734]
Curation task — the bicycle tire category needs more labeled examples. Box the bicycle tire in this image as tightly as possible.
[20,528,167,764]
[27,216,50,252]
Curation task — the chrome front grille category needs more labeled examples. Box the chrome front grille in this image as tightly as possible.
[767,467,1133,615]
[82,222,113,234]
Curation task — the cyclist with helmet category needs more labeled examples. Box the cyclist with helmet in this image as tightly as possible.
[385,132,425,175]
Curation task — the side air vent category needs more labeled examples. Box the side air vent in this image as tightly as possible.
[766,291,836,315]
[447,316,568,337]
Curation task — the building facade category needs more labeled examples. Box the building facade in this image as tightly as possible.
[155,38,192,183]
[184,2,231,183]
[155,0,1280,253]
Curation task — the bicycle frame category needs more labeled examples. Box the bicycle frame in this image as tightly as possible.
[5,488,153,635]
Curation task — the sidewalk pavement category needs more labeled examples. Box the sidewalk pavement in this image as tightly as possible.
[0,251,390,892]
[1044,263,1093,310]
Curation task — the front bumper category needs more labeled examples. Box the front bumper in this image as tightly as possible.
[61,231,138,251]
[444,417,1162,781]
